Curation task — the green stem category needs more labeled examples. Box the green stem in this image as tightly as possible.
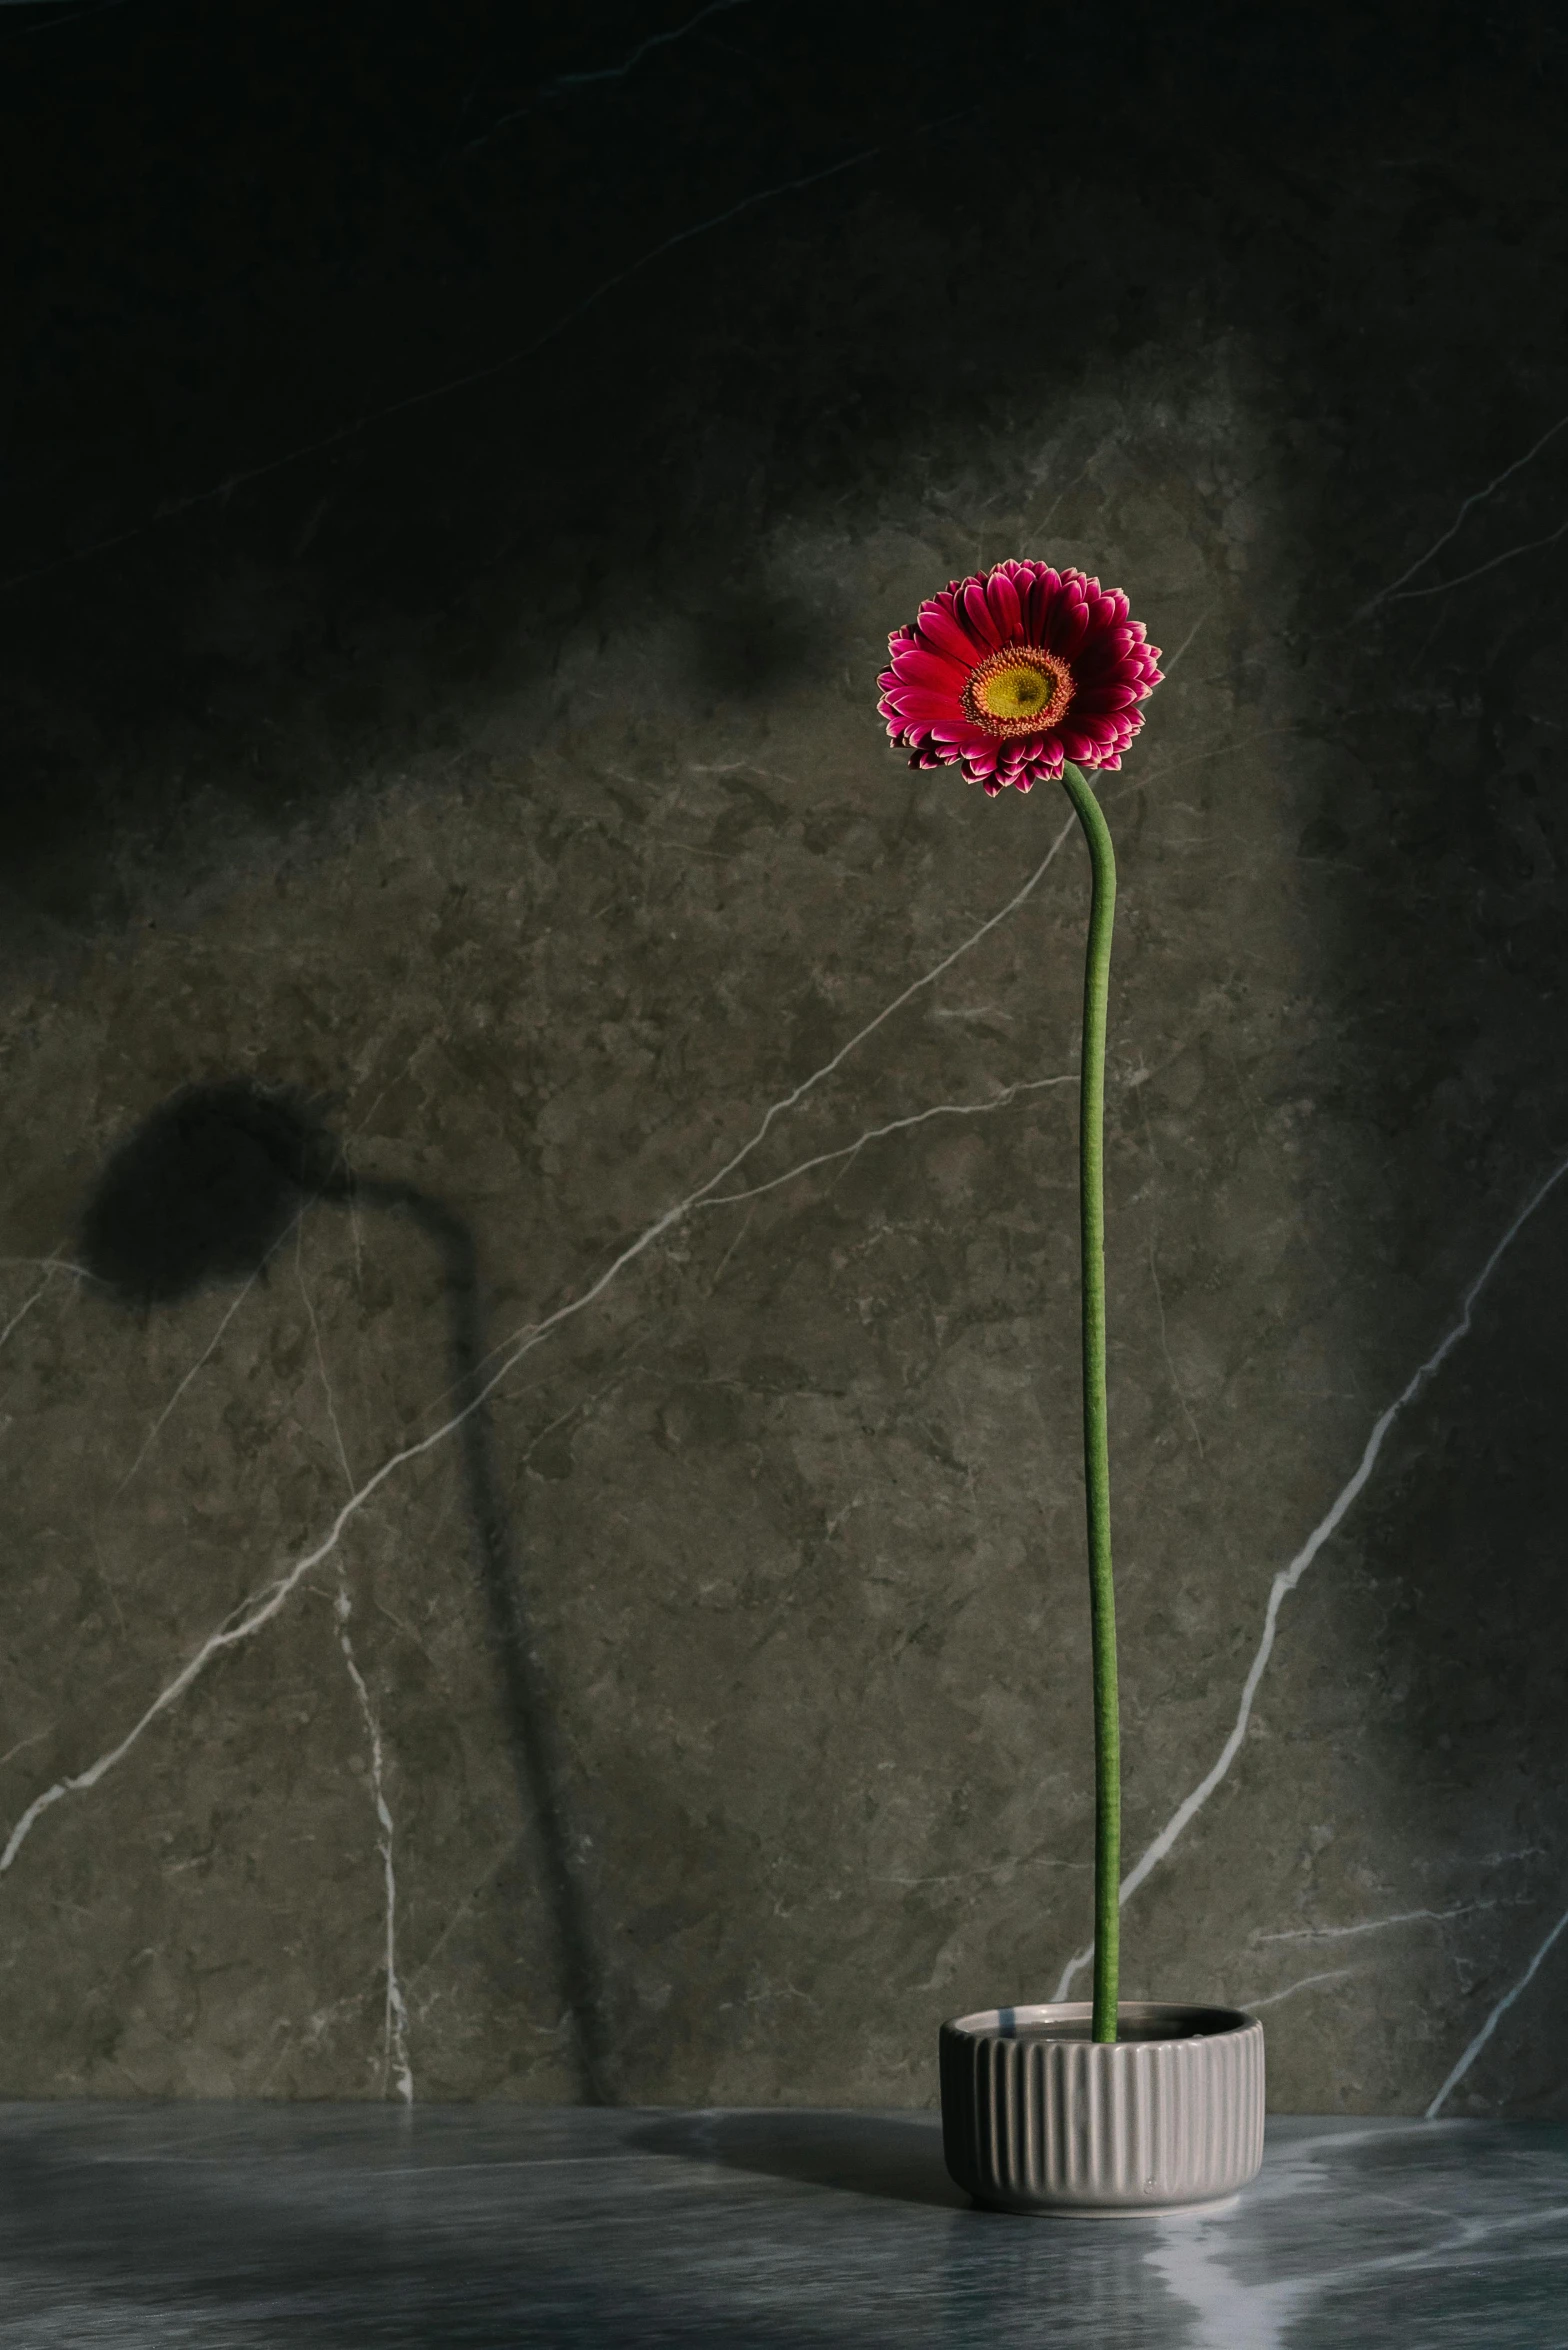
[1058,759,1120,2045]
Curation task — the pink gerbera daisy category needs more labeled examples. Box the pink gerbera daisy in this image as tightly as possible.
[877,560,1163,795]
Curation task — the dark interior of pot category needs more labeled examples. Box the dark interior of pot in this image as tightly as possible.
[956,2003,1255,2043]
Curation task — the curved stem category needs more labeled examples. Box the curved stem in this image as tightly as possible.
[1058,760,1120,2044]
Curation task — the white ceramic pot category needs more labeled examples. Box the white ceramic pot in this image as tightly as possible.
[939,2000,1265,2216]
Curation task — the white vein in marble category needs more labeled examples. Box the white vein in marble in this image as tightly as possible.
[335,1578,414,2106]
[1242,1965,1368,2012]
[2,2105,1564,2348]
[113,1260,267,1494]
[0,1266,65,1351]
[1054,1150,1568,2015]
[0,821,1075,1881]
[465,0,767,152]
[1253,1902,1497,1946]
[1357,405,1568,612]
[1428,1898,1568,2118]
[1388,512,1568,601]
[697,1073,1075,1210]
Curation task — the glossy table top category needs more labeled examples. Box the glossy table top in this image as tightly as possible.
[1,2102,1563,2347]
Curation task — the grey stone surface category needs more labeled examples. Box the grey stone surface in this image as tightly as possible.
[2,2101,1566,2347]
[2,6,1568,2119]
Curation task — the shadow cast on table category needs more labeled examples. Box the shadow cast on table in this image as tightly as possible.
[629,2108,971,2211]
[0,2130,830,2350]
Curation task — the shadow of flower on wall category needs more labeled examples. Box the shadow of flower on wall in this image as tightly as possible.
[75,1077,612,2104]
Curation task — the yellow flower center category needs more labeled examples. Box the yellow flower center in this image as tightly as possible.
[978,664,1051,719]
[962,646,1074,737]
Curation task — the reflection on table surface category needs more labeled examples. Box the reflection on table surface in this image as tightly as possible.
[1,2103,1564,2347]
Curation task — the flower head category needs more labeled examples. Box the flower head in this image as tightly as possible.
[878,560,1163,795]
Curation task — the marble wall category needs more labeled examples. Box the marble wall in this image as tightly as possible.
[3,1,1567,2117]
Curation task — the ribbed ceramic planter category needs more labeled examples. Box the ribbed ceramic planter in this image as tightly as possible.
[940,2000,1264,2216]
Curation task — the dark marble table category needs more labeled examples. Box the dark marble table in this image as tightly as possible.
[1,2103,1564,2347]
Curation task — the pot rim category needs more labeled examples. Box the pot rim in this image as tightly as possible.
[943,1998,1261,2043]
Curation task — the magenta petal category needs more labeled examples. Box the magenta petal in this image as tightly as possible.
[1076,630,1134,677]
[890,691,965,721]
[893,647,970,694]
[961,578,1002,649]
[985,568,1023,640]
[1063,601,1092,656]
[1044,587,1083,655]
[918,604,985,666]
